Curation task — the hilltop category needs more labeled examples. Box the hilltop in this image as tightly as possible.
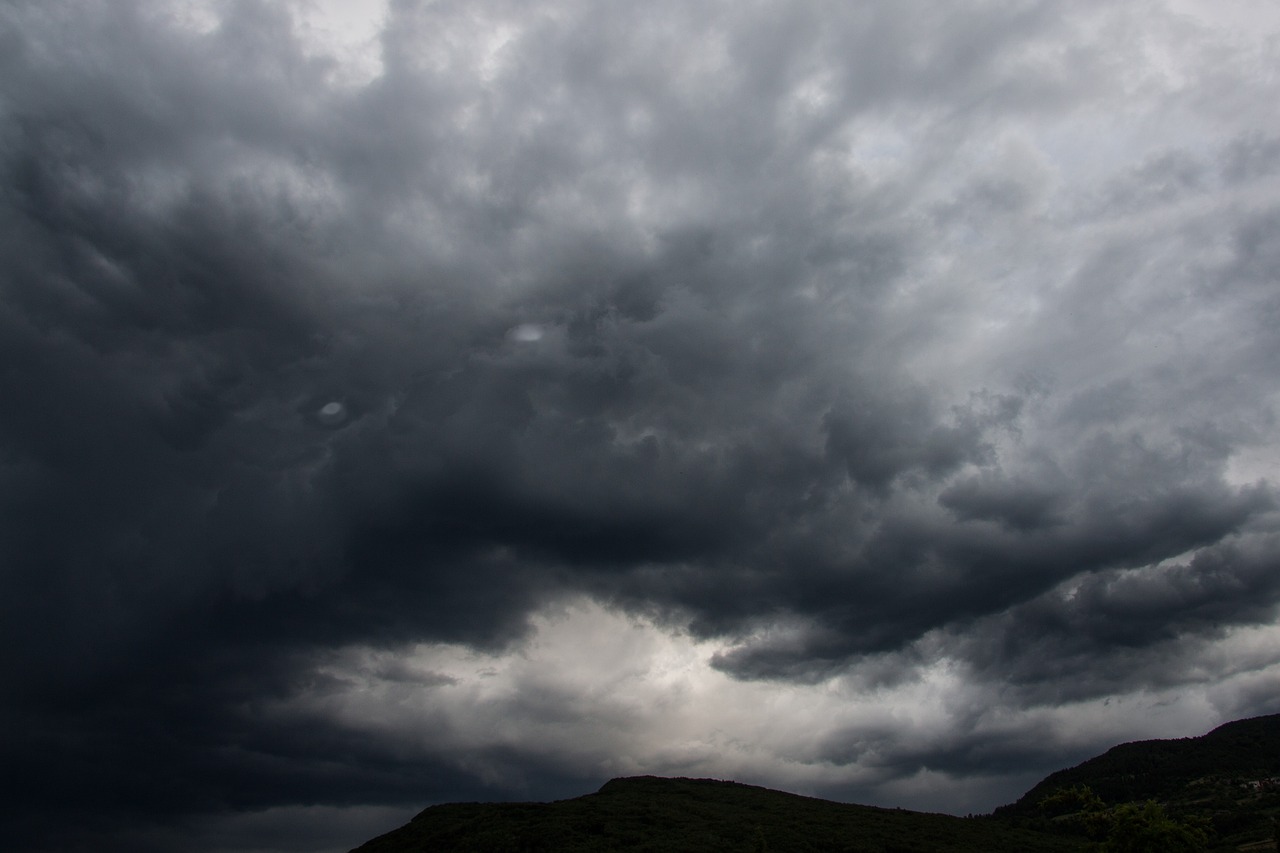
[351,776,1077,853]
[1001,714,1280,810]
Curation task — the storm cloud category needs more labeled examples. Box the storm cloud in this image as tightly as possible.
[3,1,1280,850]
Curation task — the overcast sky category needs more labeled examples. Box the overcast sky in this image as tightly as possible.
[4,0,1280,850]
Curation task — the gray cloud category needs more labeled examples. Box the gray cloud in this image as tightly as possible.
[3,0,1280,850]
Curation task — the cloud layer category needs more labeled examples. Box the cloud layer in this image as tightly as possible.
[3,1,1280,850]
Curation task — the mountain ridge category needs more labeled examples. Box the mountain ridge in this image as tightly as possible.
[352,773,1079,852]
[352,714,1280,851]
[997,713,1280,814]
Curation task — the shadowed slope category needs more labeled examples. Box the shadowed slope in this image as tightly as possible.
[995,714,1280,850]
[351,775,1080,852]
[999,713,1280,811]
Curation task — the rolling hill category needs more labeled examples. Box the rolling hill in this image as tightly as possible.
[351,714,1280,852]
[351,775,1079,852]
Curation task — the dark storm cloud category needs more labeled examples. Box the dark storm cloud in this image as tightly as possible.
[817,713,1080,782]
[3,0,1280,849]
[956,533,1280,698]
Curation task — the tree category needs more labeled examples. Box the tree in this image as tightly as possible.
[1039,785,1208,852]
[1097,800,1207,853]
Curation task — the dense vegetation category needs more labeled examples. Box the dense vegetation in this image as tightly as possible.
[996,713,1280,851]
[353,714,1280,852]
[1000,714,1280,811]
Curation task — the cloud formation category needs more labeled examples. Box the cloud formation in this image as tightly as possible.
[2,1,1280,850]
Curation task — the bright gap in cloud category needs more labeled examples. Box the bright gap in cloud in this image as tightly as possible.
[316,400,347,426]
[280,598,958,797]
[292,0,388,89]
[265,598,1280,815]
[1226,443,1280,489]
[509,323,544,342]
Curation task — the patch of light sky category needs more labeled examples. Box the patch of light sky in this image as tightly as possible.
[268,596,1280,814]
[290,0,388,89]
[162,0,389,88]
[1226,442,1280,490]
[1165,0,1280,42]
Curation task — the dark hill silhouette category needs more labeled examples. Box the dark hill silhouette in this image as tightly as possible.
[351,775,1078,852]
[995,713,1280,850]
[351,714,1280,852]
[998,713,1280,813]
